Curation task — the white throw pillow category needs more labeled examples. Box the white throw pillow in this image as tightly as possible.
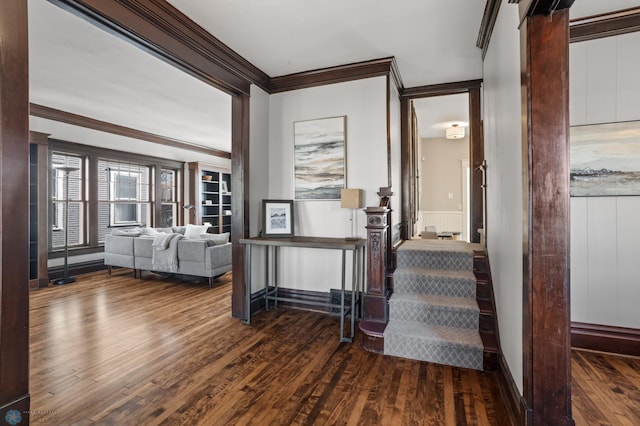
[184,224,210,239]
[199,232,230,245]
[139,227,159,236]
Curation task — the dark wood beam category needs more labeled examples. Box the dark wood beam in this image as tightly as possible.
[48,0,270,95]
[401,79,482,99]
[30,103,231,159]
[520,8,573,425]
[0,0,31,418]
[517,0,575,22]
[270,57,403,94]
[570,8,640,43]
[230,94,250,320]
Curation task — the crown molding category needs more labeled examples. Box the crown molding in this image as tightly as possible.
[269,57,403,94]
[400,79,482,99]
[30,103,231,159]
[477,0,502,59]
[570,8,640,43]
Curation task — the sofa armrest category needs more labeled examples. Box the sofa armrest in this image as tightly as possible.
[205,243,232,270]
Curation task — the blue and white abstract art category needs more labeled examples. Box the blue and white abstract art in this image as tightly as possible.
[294,116,346,200]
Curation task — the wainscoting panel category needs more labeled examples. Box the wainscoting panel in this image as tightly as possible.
[571,196,640,329]
[420,211,463,234]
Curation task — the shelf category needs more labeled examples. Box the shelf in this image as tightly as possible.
[190,163,231,237]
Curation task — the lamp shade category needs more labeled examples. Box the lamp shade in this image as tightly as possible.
[446,124,465,139]
[340,188,364,209]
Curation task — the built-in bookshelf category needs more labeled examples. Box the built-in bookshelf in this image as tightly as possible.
[188,162,231,235]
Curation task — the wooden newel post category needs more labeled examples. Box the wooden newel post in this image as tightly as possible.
[364,206,390,321]
[359,204,391,353]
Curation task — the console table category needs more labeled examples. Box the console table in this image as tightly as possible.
[240,236,366,342]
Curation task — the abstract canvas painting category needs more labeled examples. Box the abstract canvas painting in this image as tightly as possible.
[294,116,346,200]
[570,121,640,196]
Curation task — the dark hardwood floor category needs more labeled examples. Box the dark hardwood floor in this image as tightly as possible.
[34,270,640,425]
[572,349,640,425]
[30,270,510,425]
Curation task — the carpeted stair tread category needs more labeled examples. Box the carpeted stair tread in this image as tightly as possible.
[396,249,474,271]
[393,268,477,298]
[390,292,479,312]
[389,293,479,329]
[384,320,484,370]
[399,239,479,252]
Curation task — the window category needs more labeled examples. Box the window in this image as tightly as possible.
[160,169,178,228]
[50,152,86,249]
[110,170,141,225]
[48,140,184,252]
[98,160,150,236]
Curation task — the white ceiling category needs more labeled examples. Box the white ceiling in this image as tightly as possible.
[166,0,486,88]
[28,0,638,159]
[28,0,232,163]
[413,94,469,139]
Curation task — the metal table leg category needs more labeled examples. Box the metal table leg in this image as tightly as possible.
[242,243,252,324]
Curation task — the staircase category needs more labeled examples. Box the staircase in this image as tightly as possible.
[383,239,498,371]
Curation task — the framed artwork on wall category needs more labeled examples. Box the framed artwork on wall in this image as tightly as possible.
[570,120,640,196]
[294,116,346,200]
[262,199,294,237]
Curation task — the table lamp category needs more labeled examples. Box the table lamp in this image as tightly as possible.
[340,188,364,240]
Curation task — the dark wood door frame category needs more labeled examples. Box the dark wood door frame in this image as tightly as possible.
[41,0,253,321]
[0,0,31,419]
[400,80,483,243]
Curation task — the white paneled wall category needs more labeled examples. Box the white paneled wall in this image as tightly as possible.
[570,31,640,329]
[420,211,463,235]
[571,197,640,328]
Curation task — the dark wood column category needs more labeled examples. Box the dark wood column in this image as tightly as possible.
[30,132,51,289]
[520,7,573,426]
[469,86,483,243]
[0,0,31,420]
[231,94,250,320]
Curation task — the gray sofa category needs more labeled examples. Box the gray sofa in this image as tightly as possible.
[104,230,232,288]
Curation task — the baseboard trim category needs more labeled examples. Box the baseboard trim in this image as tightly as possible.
[571,321,640,357]
[496,352,527,426]
[47,260,108,282]
[249,287,356,316]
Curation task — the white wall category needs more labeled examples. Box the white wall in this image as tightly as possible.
[249,85,271,292]
[570,32,640,328]
[268,77,388,292]
[483,4,524,393]
[420,136,468,211]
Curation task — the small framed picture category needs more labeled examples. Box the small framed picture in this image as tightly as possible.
[220,181,228,194]
[262,200,294,237]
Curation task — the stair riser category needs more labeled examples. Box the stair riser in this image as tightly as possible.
[480,314,495,333]
[394,275,476,298]
[385,334,483,371]
[396,250,473,271]
[476,281,491,300]
[389,301,479,330]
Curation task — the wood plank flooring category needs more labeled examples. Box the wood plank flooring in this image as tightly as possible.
[572,349,640,425]
[30,270,509,425]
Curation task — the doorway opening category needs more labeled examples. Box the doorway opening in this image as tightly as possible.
[412,93,471,241]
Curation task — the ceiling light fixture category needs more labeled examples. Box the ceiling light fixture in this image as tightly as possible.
[446,124,465,139]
